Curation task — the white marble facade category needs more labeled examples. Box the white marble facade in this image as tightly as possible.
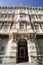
[0,5,43,64]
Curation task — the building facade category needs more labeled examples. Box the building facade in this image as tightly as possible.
[0,5,43,65]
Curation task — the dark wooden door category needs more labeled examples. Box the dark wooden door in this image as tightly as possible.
[17,39,28,63]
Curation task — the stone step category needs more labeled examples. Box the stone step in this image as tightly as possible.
[16,62,39,65]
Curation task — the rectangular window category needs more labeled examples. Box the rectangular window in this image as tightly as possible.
[20,23,24,29]
[0,22,2,29]
[20,14,26,20]
[14,22,18,29]
[3,25,10,32]
[0,9,2,13]
[3,22,11,32]
[8,9,14,13]
[41,24,43,31]
[34,24,40,32]
[2,9,8,13]
[20,22,27,30]
[4,22,11,26]
[27,22,31,29]
[0,14,6,18]
[7,14,12,18]
[34,10,37,14]
[20,8,25,12]
[0,46,5,55]
[31,15,36,20]
[36,15,41,19]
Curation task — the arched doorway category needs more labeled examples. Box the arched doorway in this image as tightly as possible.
[17,39,28,63]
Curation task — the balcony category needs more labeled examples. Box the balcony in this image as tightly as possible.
[4,18,12,21]
[0,30,10,35]
[34,25,42,34]
[19,10,25,14]
[31,16,43,22]
[0,26,10,35]
[1,10,8,14]
[10,27,33,34]
[8,10,14,14]
[18,17,30,22]
[19,9,28,14]
[0,18,12,21]
[31,18,43,22]
[17,29,33,34]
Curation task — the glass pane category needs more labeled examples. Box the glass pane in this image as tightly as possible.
[34,25,40,32]
[3,25,10,32]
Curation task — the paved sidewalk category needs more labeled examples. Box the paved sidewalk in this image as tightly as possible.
[0,62,43,65]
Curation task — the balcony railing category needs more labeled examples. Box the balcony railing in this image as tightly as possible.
[0,18,12,21]
[17,17,30,22]
[19,10,28,14]
[31,17,43,22]
[17,29,33,33]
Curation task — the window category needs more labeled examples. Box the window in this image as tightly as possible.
[3,25,9,32]
[0,58,2,64]
[36,10,39,14]
[2,9,8,13]
[36,15,41,19]
[38,10,41,14]
[41,10,43,13]
[8,9,14,13]
[0,9,2,13]
[3,22,11,32]
[20,14,26,20]
[34,24,40,32]
[7,14,12,18]
[0,22,2,29]
[14,22,17,29]
[20,8,25,12]
[30,10,35,14]
[0,46,5,55]
[0,14,6,18]
[20,22,27,30]
[27,22,31,29]
[1,47,5,51]
[15,9,18,13]
[20,8,23,11]
[20,23,24,29]
[31,10,35,14]
[31,15,36,20]
[4,22,11,26]
[28,10,31,14]
[41,24,43,31]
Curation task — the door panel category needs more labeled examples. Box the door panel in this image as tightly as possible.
[20,47,25,58]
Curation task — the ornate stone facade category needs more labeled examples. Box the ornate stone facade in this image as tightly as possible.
[0,5,43,65]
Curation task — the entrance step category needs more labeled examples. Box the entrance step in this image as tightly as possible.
[16,62,39,65]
